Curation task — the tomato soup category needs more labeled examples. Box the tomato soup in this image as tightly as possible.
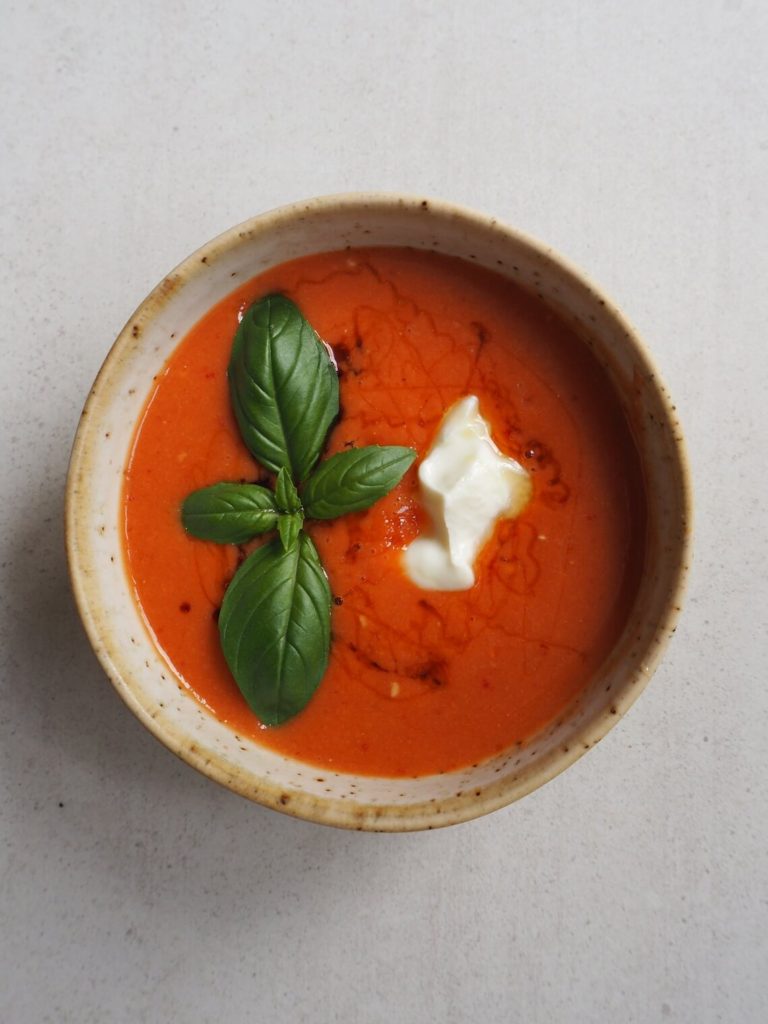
[123,248,646,777]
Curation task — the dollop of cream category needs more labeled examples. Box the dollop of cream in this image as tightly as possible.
[403,396,531,590]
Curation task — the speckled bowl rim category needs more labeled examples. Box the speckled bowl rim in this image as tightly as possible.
[66,193,693,830]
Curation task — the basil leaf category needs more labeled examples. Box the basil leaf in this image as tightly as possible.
[181,483,278,543]
[219,534,331,725]
[275,466,301,513]
[302,445,417,520]
[228,294,339,481]
[277,512,303,552]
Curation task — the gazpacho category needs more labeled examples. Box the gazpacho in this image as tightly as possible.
[123,248,646,777]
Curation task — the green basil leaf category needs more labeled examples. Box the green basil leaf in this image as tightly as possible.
[277,512,303,552]
[228,294,339,480]
[301,445,417,520]
[219,534,331,725]
[275,466,301,513]
[181,483,278,543]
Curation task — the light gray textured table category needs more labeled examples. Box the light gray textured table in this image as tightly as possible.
[2,2,766,1022]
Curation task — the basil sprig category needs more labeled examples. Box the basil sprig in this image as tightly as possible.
[180,294,416,726]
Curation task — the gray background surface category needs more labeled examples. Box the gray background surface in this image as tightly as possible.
[2,2,767,1021]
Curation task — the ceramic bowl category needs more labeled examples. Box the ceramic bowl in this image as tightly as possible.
[65,194,691,831]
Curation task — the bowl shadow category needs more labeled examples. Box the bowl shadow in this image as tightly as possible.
[2,453,408,936]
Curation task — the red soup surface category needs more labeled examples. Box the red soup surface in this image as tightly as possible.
[123,248,646,777]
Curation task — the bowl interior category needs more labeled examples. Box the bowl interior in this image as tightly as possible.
[66,195,690,830]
